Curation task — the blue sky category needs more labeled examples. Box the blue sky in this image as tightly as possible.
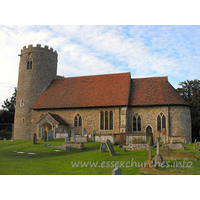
[0,25,200,106]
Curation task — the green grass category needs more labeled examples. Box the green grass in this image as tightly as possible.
[0,140,200,175]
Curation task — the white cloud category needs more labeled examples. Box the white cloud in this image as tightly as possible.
[0,25,200,107]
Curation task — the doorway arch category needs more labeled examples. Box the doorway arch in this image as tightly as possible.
[42,122,53,140]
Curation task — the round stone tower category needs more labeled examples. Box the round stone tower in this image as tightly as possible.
[14,44,58,140]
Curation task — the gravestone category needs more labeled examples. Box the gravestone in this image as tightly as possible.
[33,133,37,145]
[72,130,76,141]
[106,139,116,156]
[112,168,122,175]
[148,140,152,160]
[82,128,87,137]
[100,142,106,153]
[44,131,47,142]
[153,134,163,165]
[93,129,96,142]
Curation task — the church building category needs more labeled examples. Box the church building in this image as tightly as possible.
[14,44,192,143]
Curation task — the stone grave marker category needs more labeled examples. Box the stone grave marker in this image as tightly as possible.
[82,128,87,137]
[100,142,106,153]
[33,133,37,145]
[44,131,47,142]
[112,168,122,175]
[72,130,76,141]
[153,134,163,165]
[93,129,96,142]
[106,139,116,156]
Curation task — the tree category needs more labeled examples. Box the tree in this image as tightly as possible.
[0,87,17,123]
[177,79,200,141]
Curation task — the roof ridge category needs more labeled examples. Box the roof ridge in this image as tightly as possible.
[55,72,130,80]
[132,76,168,81]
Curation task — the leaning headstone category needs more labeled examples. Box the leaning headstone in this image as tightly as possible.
[100,142,106,153]
[93,129,96,142]
[33,133,37,145]
[106,139,116,156]
[112,168,122,175]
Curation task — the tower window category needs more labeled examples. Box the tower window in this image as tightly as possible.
[20,99,24,107]
[27,59,33,70]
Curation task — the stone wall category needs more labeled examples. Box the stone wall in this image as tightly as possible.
[126,105,192,143]
[31,107,121,139]
[94,135,115,144]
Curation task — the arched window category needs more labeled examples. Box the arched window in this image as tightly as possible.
[157,113,166,131]
[105,111,108,130]
[133,114,142,132]
[79,116,82,127]
[138,115,141,131]
[74,114,82,127]
[27,58,33,70]
[157,115,161,131]
[100,111,104,130]
[74,116,77,127]
[27,61,29,69]
[30,61,32,69]
[20,99,24,107]
[110,111,113,130]
[133,115,136,131]
[100,110,114,130]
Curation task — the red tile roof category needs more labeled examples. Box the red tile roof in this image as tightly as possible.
[32,73,189,110]
[32,72,131,109]
[129,76,190,106]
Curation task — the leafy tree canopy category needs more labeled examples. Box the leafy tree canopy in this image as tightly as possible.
[0,87,17,123]
[177,79,200,140]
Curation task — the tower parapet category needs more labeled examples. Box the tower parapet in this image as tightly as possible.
[14,44,58,140]
[21,44,58,55]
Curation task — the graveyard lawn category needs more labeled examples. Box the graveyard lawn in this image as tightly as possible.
[0,140,200,175]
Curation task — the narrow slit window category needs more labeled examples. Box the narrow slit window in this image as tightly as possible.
[100,111,104,130]
[74,116,77,127]
[105,111,108,130]
[110,111,113,130]
[157,115,161,131]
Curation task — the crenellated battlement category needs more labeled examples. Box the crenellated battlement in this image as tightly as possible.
[21,44,57,55]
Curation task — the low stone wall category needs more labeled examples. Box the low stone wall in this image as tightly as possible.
[167,143,185,150]
[126,144,148,150]
[126,135,147,145]
[56,132,68,139]
[95,135,115,144]
[76,135,87,142]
